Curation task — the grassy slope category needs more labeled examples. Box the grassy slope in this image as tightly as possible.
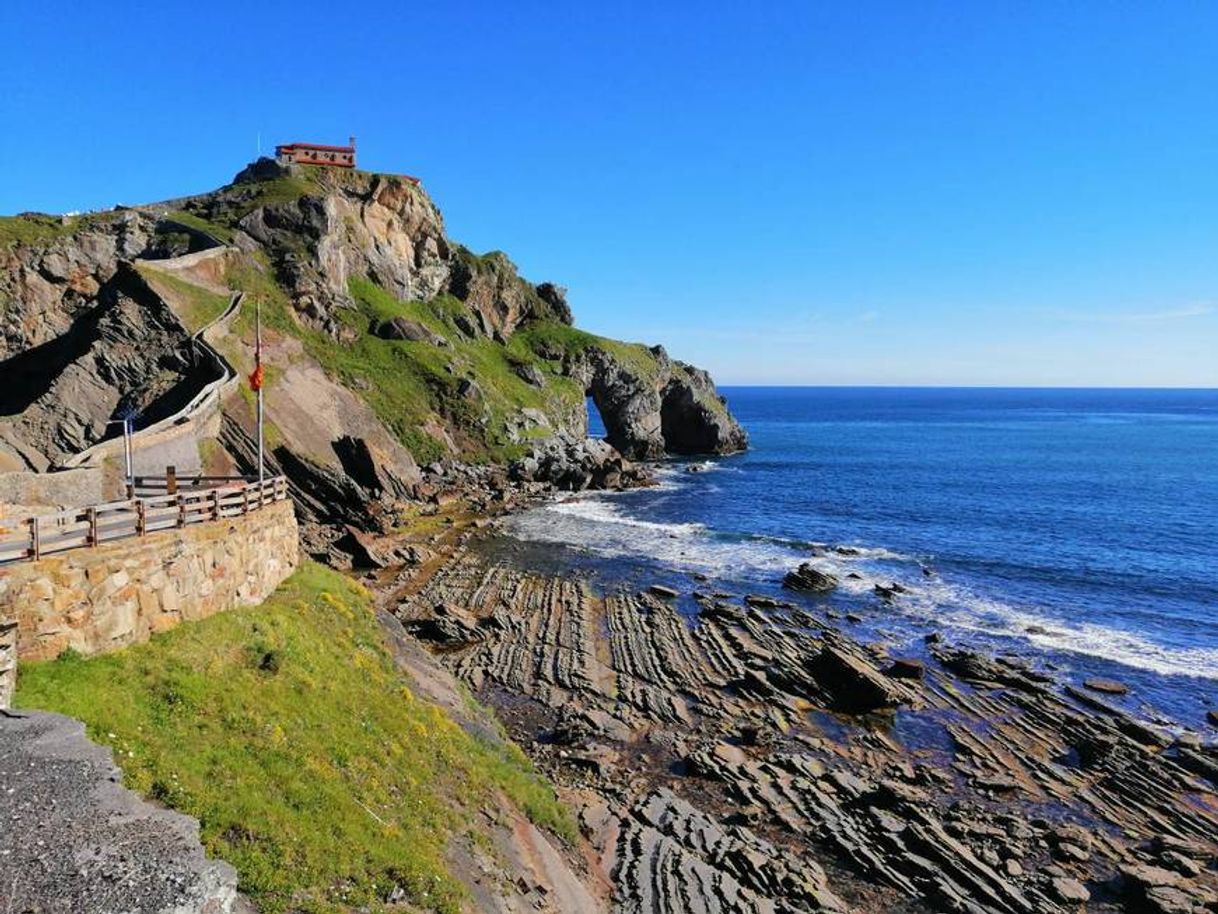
[16,562,573,914]
[0,210,123,248]
[135,263,231,332]
[219,254,592,465]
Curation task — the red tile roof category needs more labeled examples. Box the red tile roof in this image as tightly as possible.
[276,142,355,154]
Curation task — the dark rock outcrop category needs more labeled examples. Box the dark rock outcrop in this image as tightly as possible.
[373,316,446,345]
[783,563,839,593]
[807,644,908,712]
[563,343,747,459]
[511,435,649,492]
[0,260,206,470]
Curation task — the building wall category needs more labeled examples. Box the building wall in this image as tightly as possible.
[0,499,298,664]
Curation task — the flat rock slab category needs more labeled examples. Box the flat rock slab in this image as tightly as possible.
[0,710,242,914]
[1083,676,1130,696]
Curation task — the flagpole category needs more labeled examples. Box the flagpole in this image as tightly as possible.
[256,295,264,483]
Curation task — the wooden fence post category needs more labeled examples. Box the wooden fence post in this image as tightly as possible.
[29,516,40,560]
[87,507,98,547]
[166,465,177,496]
[177,494,186,528]
[212,489,221,521]
[137,500,146,536]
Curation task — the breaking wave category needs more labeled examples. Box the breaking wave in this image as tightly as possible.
[508,490,1218,682]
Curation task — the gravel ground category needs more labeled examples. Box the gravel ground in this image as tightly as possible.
[0,710,244,914]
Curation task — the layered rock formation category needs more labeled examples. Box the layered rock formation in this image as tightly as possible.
[389,537,1218,914]
[0,217,208,471]
[567,343,747,459]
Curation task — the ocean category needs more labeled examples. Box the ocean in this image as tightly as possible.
[504,387,1218,729]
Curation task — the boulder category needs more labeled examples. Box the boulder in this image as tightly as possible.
[1206,709,1218,727]
[510,434,649,492]
[373,317,446,346]
[513,363,546,387]
[744,594,781,608]
[807,645,906,713]
[885,658,925,680]
[783,563,838,594]
[1051,877,1090,905]
[648,585,680,599]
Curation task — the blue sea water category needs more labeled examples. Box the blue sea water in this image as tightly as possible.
[507,387,1218,729]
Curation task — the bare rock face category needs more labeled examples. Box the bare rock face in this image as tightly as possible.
[0,259,203,471]
[235,167,451,321]
[229,163,572,340]
[565,344,747,459]
[0,211,156,360]
[448,248,573,339]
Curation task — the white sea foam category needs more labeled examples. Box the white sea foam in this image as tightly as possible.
[508,494,801,579]
[507,493,1218,682]
[890,578,1218,680]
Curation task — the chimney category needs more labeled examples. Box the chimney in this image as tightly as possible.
[349,135,356,149]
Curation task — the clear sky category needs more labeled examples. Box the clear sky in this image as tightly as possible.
[2,2,1215,386]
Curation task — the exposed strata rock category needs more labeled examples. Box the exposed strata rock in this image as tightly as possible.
[384,539,1218,914]
[0,211,156,360]
[225,162,571,340]
[233,164,453,317]
[784,562,839,593]
[0,711,243,914]
[0,253,206,470]
[1,160,746,545]
[372,315,448,345]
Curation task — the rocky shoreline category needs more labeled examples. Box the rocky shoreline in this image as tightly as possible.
[361,474,1218,914]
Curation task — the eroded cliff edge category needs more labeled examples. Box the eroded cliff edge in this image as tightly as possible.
[0,160,746,548]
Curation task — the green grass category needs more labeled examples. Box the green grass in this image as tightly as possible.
[16,561,573,914]
[0,210,122,248]
[219,266,586,465]
[165,209,235,244]
[219,256,670,464]
[136,264,231,332]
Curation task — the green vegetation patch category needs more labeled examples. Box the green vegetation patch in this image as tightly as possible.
[165,209,235,244]
[184,172,322,234]
[0,210,122,249]
[136,264,231,333]
[16,562,572,913]
[220,266,585,464]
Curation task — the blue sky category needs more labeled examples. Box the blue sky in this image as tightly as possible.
[2,2,1215,386]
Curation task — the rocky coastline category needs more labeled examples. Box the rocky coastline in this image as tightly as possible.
[356,467,1218,914]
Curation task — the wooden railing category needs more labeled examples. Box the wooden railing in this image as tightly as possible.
[0,476,288,566]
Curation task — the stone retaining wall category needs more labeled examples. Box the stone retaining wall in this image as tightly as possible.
[1,498,298,664]
[0,619,15,709]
